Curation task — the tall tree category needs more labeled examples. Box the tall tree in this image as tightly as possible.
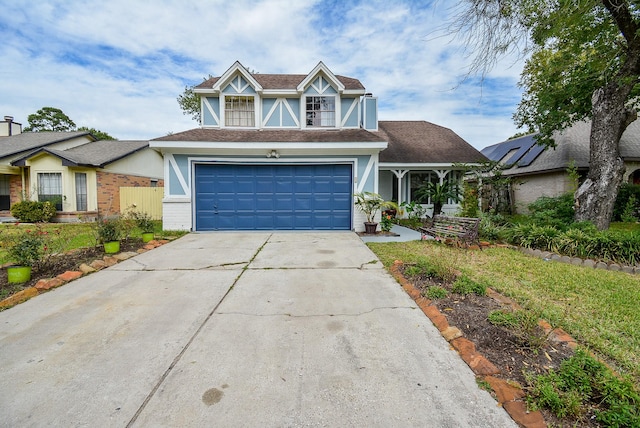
[177,75,213,123]
[24,107,116,139]
[25,107,76,132]
[77,126,115,140]
[450,0,640,229]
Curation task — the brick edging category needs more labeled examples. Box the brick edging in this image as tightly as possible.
[0,240,170,310]
[389,260,548,428]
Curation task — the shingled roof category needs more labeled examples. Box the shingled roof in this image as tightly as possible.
[153,127,385,143]
[0,131,94,158]
[11,140,150,168]
[376,121,487,164]
[482,120,640,176]
[196,74,365,91]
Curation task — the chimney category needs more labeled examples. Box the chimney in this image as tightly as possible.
[1,115,22,137]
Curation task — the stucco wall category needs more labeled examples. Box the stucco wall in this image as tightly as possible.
[512,172,573,214]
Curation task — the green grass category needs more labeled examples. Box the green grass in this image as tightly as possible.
[609,221,640,233]
[368,240,640,385]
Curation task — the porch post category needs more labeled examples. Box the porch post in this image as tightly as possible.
[391,169,409,207]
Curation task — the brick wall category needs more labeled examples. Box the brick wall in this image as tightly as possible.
[97,171,164,216]
[0,175,25,217]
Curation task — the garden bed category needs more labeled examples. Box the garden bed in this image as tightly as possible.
[0,239,144,300]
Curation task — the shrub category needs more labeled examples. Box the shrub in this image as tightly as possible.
[621,194,639,223]
[479,214,507,242]
[614,183,640,221]
[95,217,123,243]
[380,213,394,232]
[425,286,448,299]
[4,228,46,267]
[526,349,640,425]
[126,209,155,233]
[488,309,544,349]
[451,275,486,295]
[10,200,57,223]
[460,181,479,218]
[527,193,575,230]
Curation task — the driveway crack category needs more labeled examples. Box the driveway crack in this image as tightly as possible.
[126,233,272,427]
[215,305,417,319]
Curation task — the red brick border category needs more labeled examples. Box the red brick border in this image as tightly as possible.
[389,260,547,428]
[0,240,169,310]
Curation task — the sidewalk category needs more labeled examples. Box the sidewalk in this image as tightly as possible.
[359,224,423,243]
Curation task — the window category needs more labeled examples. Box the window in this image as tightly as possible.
[38,172,62,210]
[409,172,461,204]
[410,172,437,202]
[225,96,255,127]
[75,173,87,211]
[0,175,10,210]
[306,96,335,127]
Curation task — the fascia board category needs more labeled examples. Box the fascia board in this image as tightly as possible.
[378,162,481,169]
[194,88,217,94]
[150,141,387,151]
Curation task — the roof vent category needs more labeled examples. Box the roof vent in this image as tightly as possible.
[364,93,373,97]
[4,116,13,122]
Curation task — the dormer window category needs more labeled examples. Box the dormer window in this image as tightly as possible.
[225,95,255,127]
[306,96,335,127]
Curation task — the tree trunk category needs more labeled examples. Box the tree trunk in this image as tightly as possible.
[574,85,633,230]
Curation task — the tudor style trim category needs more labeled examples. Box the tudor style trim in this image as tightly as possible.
[296,61,346,93]
[209,61,263,94]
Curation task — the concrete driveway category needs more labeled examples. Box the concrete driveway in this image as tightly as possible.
[0,232,515,427]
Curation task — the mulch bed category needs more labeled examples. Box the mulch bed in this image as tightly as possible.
[399,265,601,428]
[0,239,143,293]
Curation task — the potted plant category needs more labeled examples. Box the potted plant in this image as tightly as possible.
[354,192,396,234]
[5,228,45,283]
[130,210,155,242]
[96,217,122,254]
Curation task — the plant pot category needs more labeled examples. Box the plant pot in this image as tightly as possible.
[103,241,120,254]
[141,232,154,243]
[364,222,378,234]
[7,266,32,284]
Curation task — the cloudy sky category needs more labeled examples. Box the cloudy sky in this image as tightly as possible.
[0,0,525,149]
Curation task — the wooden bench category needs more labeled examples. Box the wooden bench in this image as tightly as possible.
[419,215,481,248]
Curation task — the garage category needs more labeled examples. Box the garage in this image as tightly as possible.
[194,163,353,231]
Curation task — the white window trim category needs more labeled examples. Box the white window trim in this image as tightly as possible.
[303,95,338,129]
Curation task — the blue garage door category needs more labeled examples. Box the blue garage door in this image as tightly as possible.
[194,164,352,231]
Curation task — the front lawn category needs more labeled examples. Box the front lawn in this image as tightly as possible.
[368,241,640,385]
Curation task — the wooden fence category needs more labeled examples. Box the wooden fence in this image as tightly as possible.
[119,187,163,220]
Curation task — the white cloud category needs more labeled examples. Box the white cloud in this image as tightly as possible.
[0,0,525,148]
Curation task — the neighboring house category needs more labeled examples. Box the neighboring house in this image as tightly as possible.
[481,120,640,213]
[0,116,163,221]
[151,61,485,232]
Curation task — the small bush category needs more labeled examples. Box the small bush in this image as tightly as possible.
[528,193,575,230]
[451,275,486,295]
[10,200,57,223]
[479,214,505,242]
[487,310,520,329]
[425,286,448,299]
[614,183,640,221]
[488,309,544,348]
[621,194,639,223]
[526,349,640,426]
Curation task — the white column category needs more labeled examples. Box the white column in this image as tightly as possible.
[391,169,409,215]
